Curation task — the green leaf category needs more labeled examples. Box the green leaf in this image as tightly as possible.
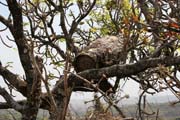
[79,21,85,25]
[90,27,97,32]
[54,61,64,67]
[59,38,66,42]
[23,22,29,27]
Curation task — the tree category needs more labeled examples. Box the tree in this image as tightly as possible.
[0,0,180,120]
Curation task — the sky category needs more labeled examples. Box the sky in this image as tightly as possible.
[0,0,176,103]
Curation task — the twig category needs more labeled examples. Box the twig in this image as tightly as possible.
[66,70,126,118]
[40,63,58,115]
[0,35,12,48]
[155,109,159,120]
[0,1,7,6]
[138,89,147,120]
[164,78,180,101]
[57,51,71,120]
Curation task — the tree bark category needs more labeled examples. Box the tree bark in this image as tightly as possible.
[0,65,27,96]
[6,0,42,119]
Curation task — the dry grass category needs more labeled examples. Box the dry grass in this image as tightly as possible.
[65,110,135,120]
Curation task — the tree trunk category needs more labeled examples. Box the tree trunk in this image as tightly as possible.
[50,79,73,120]
[21,56,43,120]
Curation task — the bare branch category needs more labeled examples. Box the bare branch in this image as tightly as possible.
[59,0,68,36]
[69,0,96,37]
[0,35,13,48]
[47,0,58,9]
[72,56,180,82]
[0,15,13,29]
[0,86,24,112]
[0,64,27,96]
[7,0,23,40]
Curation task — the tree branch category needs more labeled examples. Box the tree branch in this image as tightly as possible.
[67,56,180,88]
[69,0,96,37]
[0,15,13,29]
[59,0,68,36]
[7,1,42,119]
[7,0,23,40]
[1,56,180,111]
[49,56,180,116]
[41,40,67,60]
[0,64,27,96]
[7,0,34,81]
[0,86,24,112]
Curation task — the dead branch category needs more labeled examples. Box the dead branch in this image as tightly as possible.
[0,64,27,96]
[0,86,24,112]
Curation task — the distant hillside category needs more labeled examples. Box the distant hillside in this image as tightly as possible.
[122,103,180,120]
[0,95,179,120]
[69,95,180,119]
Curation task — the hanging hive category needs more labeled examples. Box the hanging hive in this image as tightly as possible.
[74,35,127,73]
